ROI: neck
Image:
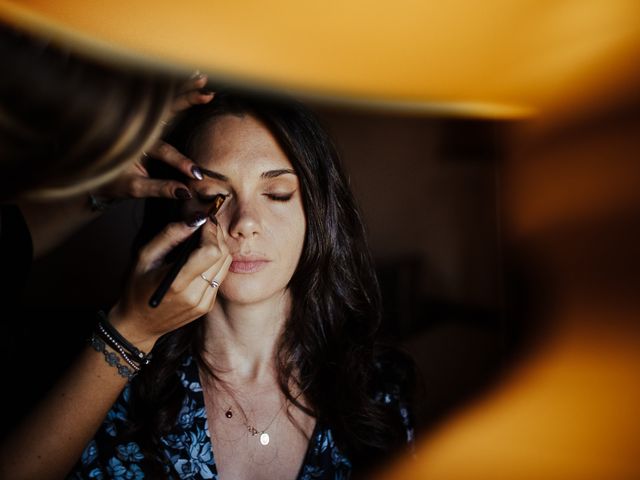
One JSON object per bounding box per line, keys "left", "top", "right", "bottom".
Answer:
{"left": 203, "top": 291, "right": 291, "bottom": 385}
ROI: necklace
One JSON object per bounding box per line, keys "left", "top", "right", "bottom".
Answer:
{"left": 223, "top": 399, "right": 288, "bottom": 446}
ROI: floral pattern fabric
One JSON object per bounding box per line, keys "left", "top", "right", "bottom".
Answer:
{"left": 68, "top": 355, "right": 412, "bottom": 479}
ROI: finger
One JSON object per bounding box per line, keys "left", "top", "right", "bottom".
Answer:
{"left": 147, "top": 140, "right": 204, "bottom": 181}
{"left": 171, "top": 87, "right": 215, "bottom": 114}
{"left": 200, "top": 222, "right": 232, "bottom": 306}
{"left": 195, "top": 251, "right": 229, "bottom": 297}
{"left": 215, "top": 213, "right": 228, "bottom": 244}
{"left": 172, "top": 73, "right": 214, "bottom": 113}
{"left": 137, "top": 216, "right": 207, "bottom": 273}
{"left": 178, "top": 72, "right": 208, "bottom": 95}
{"left": 169, "top": 251, "right": 229, "bottom": 324}
{"left": 177, "top": 221, "right": 231, "bottom": 317}
{"left": 204, "top": 217, "right": 230, "bottom": 260}
{"left": 178, "top": 220, "right": 227, "bottom": 281}
{"left": 129, "top": 177, "right": 192, "bottom": 200}
{"left": 201, "top": 253, "right": 232, "bottom": 310}
{"left": 171, "top": 224, "right": 227, "bottom": 303}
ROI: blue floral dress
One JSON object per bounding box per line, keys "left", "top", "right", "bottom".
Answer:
{"left": 68, "top": 355, "right": 413, "bottom": 479}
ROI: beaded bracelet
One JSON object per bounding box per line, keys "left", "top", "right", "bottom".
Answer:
{"left": 96, "top": 322, "right": 141, "bottom": 372}
{"left": 88, "top": 334, "right": 137, "bottom": 380}
{"left": 96, "top": 310, "right": 152, "bottom": 367}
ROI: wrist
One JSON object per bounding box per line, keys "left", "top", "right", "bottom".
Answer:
{"left": 106, "top": 306, "right": 158, "bottom": 354}
{"left": 88, "top": 309, "right": 155, "bottom": 382}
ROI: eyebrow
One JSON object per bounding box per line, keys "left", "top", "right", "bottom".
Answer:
{"left": 261, "top": 168, "right": 296, "bottom": 179}
{"left": 200, "top": 169, "right": 229, "bottom": 182}
{"left": 200, "top": 168, "right": 296, "bottom": 181}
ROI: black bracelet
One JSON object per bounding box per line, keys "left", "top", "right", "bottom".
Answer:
{"left": 96, "top": 323, "right": 141, "bottom": 372}
{"left": 96, "top": 311, "right": 152, "bottom": 366}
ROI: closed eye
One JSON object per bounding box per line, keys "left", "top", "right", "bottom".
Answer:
{"left": 265, "top": 192, "right": 294, "bottom": 202}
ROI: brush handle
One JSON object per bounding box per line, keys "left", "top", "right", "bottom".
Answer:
{"left": 148, "top": 194, "right": 226, "bottom": 308}
{"left": 148, "top": 228, "right": 202, "bottom": 308}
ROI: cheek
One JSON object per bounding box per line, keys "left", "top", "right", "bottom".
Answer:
{"left": 280, "top": 210, "right": 306, "bottom": 262}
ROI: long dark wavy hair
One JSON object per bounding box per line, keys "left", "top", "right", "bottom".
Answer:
{"left": 126, "top": 91, "right": 415, "bottom": 476}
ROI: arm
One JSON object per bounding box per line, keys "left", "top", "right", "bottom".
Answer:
{"left": 0, "top": 216, "right": 232, "bottom": 480}
{"left": 0, "top": 340, "right": 130, "bottom": 479}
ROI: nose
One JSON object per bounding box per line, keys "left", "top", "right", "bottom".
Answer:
{"left": 227, "top": 198, "right": 261, "bottom": 239}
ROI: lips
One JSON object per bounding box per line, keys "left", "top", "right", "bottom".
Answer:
{"left": 229, "top": 255, "right": 270, "bottom": 274}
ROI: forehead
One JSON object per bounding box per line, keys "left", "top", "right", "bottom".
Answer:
{"left": 192, "top": 114, "right": 292, "bottom": 171}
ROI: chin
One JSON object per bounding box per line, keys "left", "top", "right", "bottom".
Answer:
{"left": 219, "top": 276, "right": 287, "bottom": 306}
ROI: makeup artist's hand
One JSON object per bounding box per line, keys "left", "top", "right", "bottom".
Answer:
{"left": 91, "top": 73, "right": 214, "bottom": 202}
{"left": 107, "top": 214, "right": 231, "bottom": 352}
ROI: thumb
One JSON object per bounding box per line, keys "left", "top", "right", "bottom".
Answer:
{"left": 137, "top": 214, "right": 207, "bottom": 272}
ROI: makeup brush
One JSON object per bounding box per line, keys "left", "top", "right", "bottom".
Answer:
{"left": 148, "top": 194, "right": 226, "bottom": 308}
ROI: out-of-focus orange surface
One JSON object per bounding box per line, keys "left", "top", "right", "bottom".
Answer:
{"left": 378, "top": 35, "right": 640, "bottom": 480}
{"left": 1, "top": 1, "right": 639, "bottom": 118}
{"left": 380, "top": 311, "right": 640, "bottom": 479}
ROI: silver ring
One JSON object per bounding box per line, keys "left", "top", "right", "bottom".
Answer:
{"left": 200, "top": 273, "right": 219, "bottom": 289}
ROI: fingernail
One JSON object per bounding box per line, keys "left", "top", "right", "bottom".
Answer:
{"left": 191, "top": 166, "right": 204, "bottom": 180}
{"left": 198, "top": 87, "right": 214, "bottom": 96}
{"left": 190, "top": 70, "right": 204, "bottom": 80}
{"left": 187, "top": 212, "right": 207, "bottom": 228}
{"left": 175, "top": 188, "right": 192, "bottom": 200}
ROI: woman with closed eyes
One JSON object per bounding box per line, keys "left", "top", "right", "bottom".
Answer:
{"left": 1, "top": 92, "right": 416, "bottom": 480}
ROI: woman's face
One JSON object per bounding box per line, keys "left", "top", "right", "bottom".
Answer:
{"left": 183, "top": 114, "right": 306, "bottom": 306}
